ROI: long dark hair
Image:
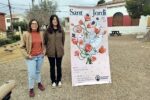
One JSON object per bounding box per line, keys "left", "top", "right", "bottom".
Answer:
{"left": 47, "top": 14, "right": 62, "bottom": 33}
{"left": 28, "top": 19, "right": 40, "bottom": 32}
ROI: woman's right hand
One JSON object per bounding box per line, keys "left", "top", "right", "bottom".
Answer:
{"left": 28, "top": 55, "right": 32, "bottom": 59}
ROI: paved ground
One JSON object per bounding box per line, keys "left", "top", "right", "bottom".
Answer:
{"left": 0, "top": 34, "right": 150, "bottom": 100}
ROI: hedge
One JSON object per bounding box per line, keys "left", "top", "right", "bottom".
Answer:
{"left": 0, "top": 35, "right": 20, "bottom": 46}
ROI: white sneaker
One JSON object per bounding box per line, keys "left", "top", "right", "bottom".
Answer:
{"left": 52, "top": 82, "right": 56, "bottom": 88}
{"left": 58, "top": 81, "right": 62, "bottom": 87}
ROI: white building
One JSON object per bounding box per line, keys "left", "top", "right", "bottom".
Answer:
{"left": 104, "top": 0, "right": 150, "bottom": 35}
{"left": 5, "top": 14, "right": 27, "bottom": 30}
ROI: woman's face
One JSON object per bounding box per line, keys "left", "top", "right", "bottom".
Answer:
{"left": 52, "top": 17, "right": 58, "bottom": 26}
{"left": 31, "top": 20, "right": 38, "bottom": 31}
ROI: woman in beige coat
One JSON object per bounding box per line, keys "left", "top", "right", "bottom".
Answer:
{"left": 21, "top": 19, "right": 45, "bottom": 97}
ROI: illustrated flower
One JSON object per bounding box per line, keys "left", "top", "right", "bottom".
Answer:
{"left": 74, "top": 25, "right": 82, "bottom": 33}
{"left": 72, "top": 38, "right": 78, "bottom": 45}
{"left": 87, "top": 23, "right": 92, "bottom": 28}
{"left": 71, "top": 23, "right": 74, "bottom": 26}
{"left": 94, "top": 27, "right": 100, "bottom": 34}
{"left": 91, "top": 56, "right": 96, "bottom": 62}
{"left": 74, "top": 50, "right": 80, "bottom": 56}
{"left": 84, "top": 14, "right": 91, "bottom": 21}
{"left": 96, "top": 17, "right": 99, "bottom": 20}
{"left": 72, "top": 15, "right": 106, "bottom": 64}
{"left": 79, "top": 39, "right": 83, "bottom": 45}
{"left": 91, "top": 21, "right": 97, "bottom": 28}
{"left": 79, "top": 20, "right": 83, "bottom": 25}
{"left": 99, "top": 46, "right": 106, "bottom": 54}
{"left": 85, "top": 43, "right": 92, "bottom": 52}
{"left": 91, "top": 21, "right": 96, "bottom": 25}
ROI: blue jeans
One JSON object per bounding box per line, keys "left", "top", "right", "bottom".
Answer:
{"left": 26, "top": 54, "right": 44, "bottom": 89}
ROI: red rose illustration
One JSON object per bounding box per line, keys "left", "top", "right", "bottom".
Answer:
{"left": 74, "top": 25, "right": 82, "bottom": 33}
{"left": 87, "top": 23, "right": 92, "bottom": 28}
{"left": 85, "top": 43, "right": 92, "bottom": 52}
{"left": 84, "top": 14, "right": 91, "bottom": 21}
{"left": 79, "top": 20, "right": 83, "bottom": 25}
{"left": 99, "top": 46, "right": 106, "bottom": 53}
{"left": 91, "top": 56, "right": 96, "bottom": 62}
{"left": 79, "top": 40, "right": 83, "bottom": 45}
{"left": 72, "top": 38, "right": 78, "bottom": 45}
{"left": 74, "top": 50, "right": 80, "bottom": 56}
{"left": 94, "top": 28, "right": 100, "bottom": 34}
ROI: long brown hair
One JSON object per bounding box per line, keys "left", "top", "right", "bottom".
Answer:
{"left": 47, "top": 14, "right": 62, "bottom": 33}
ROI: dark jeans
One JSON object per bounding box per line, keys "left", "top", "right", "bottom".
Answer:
{"left": 48, "top": 57, "right": 62, "bottom": 83}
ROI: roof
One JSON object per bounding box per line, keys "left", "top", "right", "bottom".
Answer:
{"left": 98, "top": 0, "right": 125, "bottom": 6}
{"left": 6, "top": 14, "right": 25, "bottom": 18}
{"left": 113, "top": 0, "right": 125, "bottom": 2}
{"left": 0, "top": 12, "right": 6, "bottom": 15}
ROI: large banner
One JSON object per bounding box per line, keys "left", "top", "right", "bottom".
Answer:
{"left": 70, "top": 6, "right": 111, "bottom": 86}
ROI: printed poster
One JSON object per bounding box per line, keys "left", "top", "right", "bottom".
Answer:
{"left": 70, "top": 6, "right": 111, "bottom": 86}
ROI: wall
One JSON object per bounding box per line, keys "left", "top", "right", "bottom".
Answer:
{"left": 108, "top": 26, "right": 147, "bottom": 35}
{"left": 107, "top": 3, "right": 128, "bottom": 17}
{"left": 107, "top": 2, "right": 149, "bottom": 34}
{"left": 0, "top": 14, "right": 6, "bottom": 32}
{"left": 108, "top": 16, "right": 149, "bottom": 35}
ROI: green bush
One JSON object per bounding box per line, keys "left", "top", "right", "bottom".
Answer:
{"left": 0, "top": 39, "right": 13, "bottom": 46}
{"left": 9, "top": 35, "right": 20, "bottom": 41}
{"left": 6, "top": 31, "right": 15, "bottom": 38}
{"left": 0, "top": 35, "right": 20, "bottom": 46}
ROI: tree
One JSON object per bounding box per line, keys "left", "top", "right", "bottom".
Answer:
{"left": 126, "top": 0, "right": 150, "bottom": 41}
{"left": 126, "top": 0, "right": 150, "bottom": 18}
{"left": 126, "top": 0, "right": 144, "bottom": 18}
{"left": 12, "top": 21, "right": 27, "bottom": 32}
{"left": 97, "top": 0, "right": 105, "bottom": 5}
{"left": 26, "top": 1, "right": 57, "bottom": 26}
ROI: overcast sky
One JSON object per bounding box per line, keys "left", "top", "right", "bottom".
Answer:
{"left": 0, "top": 0, "right": 112, "bottom": 17}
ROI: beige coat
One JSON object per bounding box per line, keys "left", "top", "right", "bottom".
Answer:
{"left": 44, "top": 30, "right": 65, "bottom": 57}
{"left": 20, "top": 31, "right": 46, "bottom": 59}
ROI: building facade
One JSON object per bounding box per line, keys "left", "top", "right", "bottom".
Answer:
{"left": 104, "top": 0, "right": 150, "bottom": 34}
{"left": 5, "top": 14, "right": 26, "bottom": 30}
{"left": 0, "top": 12, "right": 6, "bottom": 32}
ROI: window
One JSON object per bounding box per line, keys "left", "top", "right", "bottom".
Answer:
{"left": 7, "top": 19, "right": 10, "bottom": 23}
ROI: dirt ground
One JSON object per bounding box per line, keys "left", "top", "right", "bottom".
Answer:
{"left": 0, "top": 34, "right": 150, "bottom": 100}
